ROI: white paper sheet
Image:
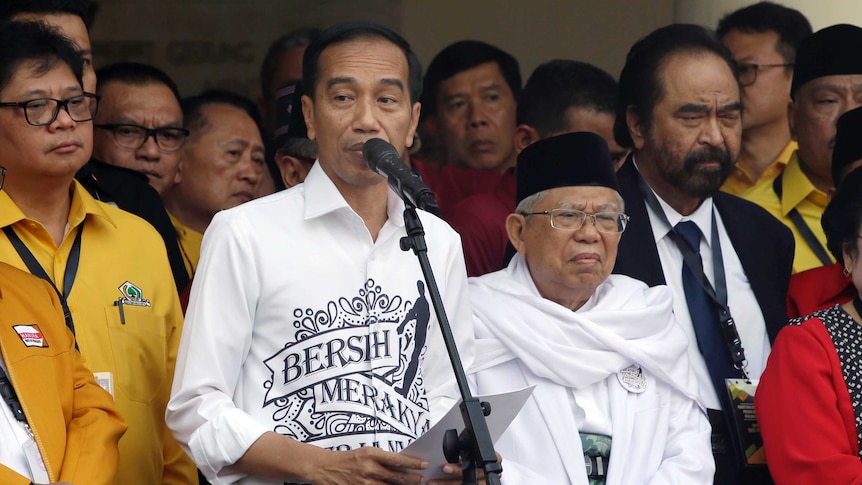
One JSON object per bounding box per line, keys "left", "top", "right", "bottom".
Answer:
{"left": 400, "top": 386, "right": 534, "bottom": 480}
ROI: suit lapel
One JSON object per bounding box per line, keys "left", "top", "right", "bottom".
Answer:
{"left": 614, "top": 157, "right": 666, "bottom": 287}
{"left": 713, "top": 194, "right": 786, "bottom": 342}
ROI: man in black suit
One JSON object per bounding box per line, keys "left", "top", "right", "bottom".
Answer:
{"left": 611, "top": 24, "right": 793, "bottom": 485}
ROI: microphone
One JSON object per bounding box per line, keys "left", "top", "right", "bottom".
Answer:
{"left": 363, "top": 138, "right": 440, "bottom": 215}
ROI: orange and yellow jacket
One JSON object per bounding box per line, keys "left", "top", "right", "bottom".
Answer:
{"left": 0, "top": 262, "right": 126, "bottom": 485}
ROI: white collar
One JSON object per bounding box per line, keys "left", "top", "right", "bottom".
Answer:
{"left": 302, "top": 161, "right": 407, "bottom": 227}
{"left": 632, "top": 156, "right": 715, "bottom": 248}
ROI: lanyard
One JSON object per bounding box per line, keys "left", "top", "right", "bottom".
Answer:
{"left": 637, "top": 177, "right": 748, "bottom": 376}
{"left": 772, "top": 173, "right": 833, "bottom": 266}
{"left": 2, "top": 225, "right": 82, "bottom": 344}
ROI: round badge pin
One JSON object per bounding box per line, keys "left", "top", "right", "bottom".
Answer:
{"left": 617, "top": 365, "right": 647, "bottom": 393}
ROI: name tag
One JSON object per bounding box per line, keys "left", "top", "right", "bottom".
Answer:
{"left": 725, "top": 378, "right": 766, "bottom": 466}
{"left": 94, "top": 371, "right": 115, "bottom": 398}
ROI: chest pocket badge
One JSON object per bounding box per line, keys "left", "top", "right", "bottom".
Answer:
{"left": 115, "top": 281, "right": 152, "bottom": 324}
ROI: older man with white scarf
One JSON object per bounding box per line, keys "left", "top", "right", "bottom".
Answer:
{"left": 468, "top": 132, "right": 714, "bottom": 484}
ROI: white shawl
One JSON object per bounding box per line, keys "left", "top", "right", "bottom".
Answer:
{"left": 469, "top": 253, "right": 699, "bottom": 402}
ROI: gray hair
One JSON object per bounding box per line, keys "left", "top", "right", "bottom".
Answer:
{"left": 515, "top": 190, "right": 547, "bottom": 215}
{"left": 514, "top": 189, "right": 625, "bottom": 215}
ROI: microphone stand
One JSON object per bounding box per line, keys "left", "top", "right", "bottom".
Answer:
{"left": 399, "top": 203, "right": 502, "bottom": 485}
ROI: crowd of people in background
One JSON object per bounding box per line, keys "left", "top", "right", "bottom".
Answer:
{"left": 0, "top": 0, "right": 861, "bottom": 484}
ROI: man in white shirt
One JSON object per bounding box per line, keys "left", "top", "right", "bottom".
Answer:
{"left": 166, "top": 22, "right": 475, "bottom": 485}
{"left": 611, "top": 24, "right": 794, "bottom": 485}
{"left": 469, "top": 131, "right": 713, "bottom": 484}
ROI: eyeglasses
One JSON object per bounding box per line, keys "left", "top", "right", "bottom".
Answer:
{"left": 0, "top": 93, "right": 99, "bottom": 126}
{"left": 521, "top": 208, "right": 630, "bottom": 233}
{"left": 94, "top": 123, "right": 190, "bottom": 152}
{"left": 736, "top": 62, "right": 793, "bottom": 87}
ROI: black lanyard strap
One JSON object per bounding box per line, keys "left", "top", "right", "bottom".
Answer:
{"left": 772, "top": 173, "right": 832, "bottom": 266}
{"left": 637, "top": 176, "right": 748, "bottom": 374}
{"left": 0, "top": 364, "right": 26, "bottom": 425}
{"left": 3, "top": 225, "right": 82, "bottom": 342}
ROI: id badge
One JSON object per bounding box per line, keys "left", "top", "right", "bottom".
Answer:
{"left": 94, "top": 371, "right": 115, "bottom": 398}
{"left": 22, "top": 436, "right": 49, "bottom": 483}
{"left": 725, "top": 378, "right": 767, "bottom": 466}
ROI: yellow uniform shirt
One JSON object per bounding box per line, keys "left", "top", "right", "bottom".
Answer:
{"left": 168, "top": 212, "right": 202, "bottom": 279}
{"left": 721, "top": 140, "right": 796, "bottom": 196}
{"left": 0, "top": 182, "right": 197, "bottom": 485}
{"left": 741, "top": 151, "right": 832, "bottom": 273}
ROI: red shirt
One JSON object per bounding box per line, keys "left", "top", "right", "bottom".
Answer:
{"left": 787, "top": 263, "right": 855, "bottom": 318}
{"left": 412, "top": 158, "right": 513, "bottom": 218}
{"left": 445, "top": 174, "right": 517, "bottom": 277}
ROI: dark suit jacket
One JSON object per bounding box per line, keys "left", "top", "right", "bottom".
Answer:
{"left": 612, "top": 156, "right": 794, "bottom": 343}
{"left": 76, "top": 160, "right": 190, "bottom": 293}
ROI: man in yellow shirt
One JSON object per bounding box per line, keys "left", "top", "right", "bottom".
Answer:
{"left": 716, "top": 2, "right": 812, "bottom": 195}
{"left": 743, "top": 24, "right": 862, "bottom": 273}
{"left": 0, "top": 17, "right": 195, "bottom": 485}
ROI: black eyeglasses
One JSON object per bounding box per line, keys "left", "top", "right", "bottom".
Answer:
{"left": 94, "top": 123, "right": 190, "bottom": 152}
{"left": 736, "top": 63, "right": 793, "bottom": 87}
{"left": 521, "top": 208, "right": 630, "bottom": 233}
{"left": 0, "top": 93, "right": 99, "bottom": 126}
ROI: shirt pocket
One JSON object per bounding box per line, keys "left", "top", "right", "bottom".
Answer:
{"left": 104, "top": 302, "right": 167, "bottom": 403}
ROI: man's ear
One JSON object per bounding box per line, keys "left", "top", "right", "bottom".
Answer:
{"left": 514, "top": 124, "right": 540, "bottom": 154}
{"left": 301, "top": 94, "right": 316, "bottom": 140}
{"left": 275, "top": 149, "right": 312, "bottom": 188}
{"left": 505, "top": 213, "right": 528, "bottom": 254}
{"left": 173, "top": 153, "right": 185, "bottom": 185}
{"left": 626, "top": 106, "right": 646, "bottom": 150}
{"left": 406, "top": 102, "right": 421, "bottom": 149}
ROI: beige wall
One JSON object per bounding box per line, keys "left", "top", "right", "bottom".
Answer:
{"left": 674, "top": 0, "right": 862, "bottom": 31}
{"left": 88, "top": 0, "right": 674, "bottom": 101}
{"left": 89, "top": 0, "right": 402, "bottom": 99}
{"left": 404, "top": 0, "right": 674, "bottom": 85}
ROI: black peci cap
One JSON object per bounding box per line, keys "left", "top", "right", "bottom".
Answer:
{"left": 791, "top": 24, "right": 862, "bottom": 99}
{"left": 516, "top": 131, "right": 619, "bottom": 203}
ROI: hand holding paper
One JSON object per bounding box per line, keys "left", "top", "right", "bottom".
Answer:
{"left": 399, "top": 386, "right": 534, "bottom": 481}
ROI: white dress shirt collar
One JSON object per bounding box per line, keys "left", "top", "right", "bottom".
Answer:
{"left": 632, "top": 157, "right": 715, "bottom": 249}
{"left": 303, "top": 161, "right": 407, "bottom": 228}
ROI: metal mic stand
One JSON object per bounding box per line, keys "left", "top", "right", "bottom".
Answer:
{"left": 399, "top": 203, "right": 502, "bottom": 485}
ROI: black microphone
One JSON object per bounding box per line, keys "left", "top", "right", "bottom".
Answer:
{"left": 363, "top": 138, "right": 440, "bottom": 215}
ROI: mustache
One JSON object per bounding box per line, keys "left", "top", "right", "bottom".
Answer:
{"left": 683, "top": 146, "right": 732, "bottom": 170}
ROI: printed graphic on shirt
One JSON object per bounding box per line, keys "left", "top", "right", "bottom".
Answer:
{"left": 263, "top": 279, "right": 432, "bottom": 451}
{"left": 13, "top": 324, "right": 49, "bottom": 348}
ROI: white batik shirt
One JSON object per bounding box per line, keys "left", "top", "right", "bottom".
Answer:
{"left": 167, "top": 163, "right": 474, "bottom": 484}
